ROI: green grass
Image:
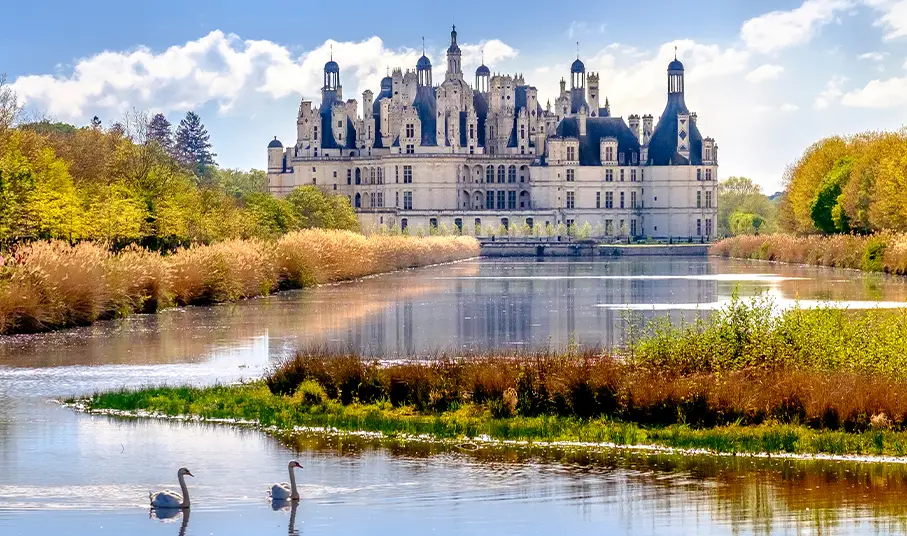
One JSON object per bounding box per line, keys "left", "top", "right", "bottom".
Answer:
{"left": 75, "top": 383, "right": 907, "bottom": 457}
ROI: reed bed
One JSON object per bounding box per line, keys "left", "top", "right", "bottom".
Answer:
{"left": 0, "top": 230, "right": 479, "bottom": 334}
{"left": 711, "top": 232, "right": 907, "bottom": 273}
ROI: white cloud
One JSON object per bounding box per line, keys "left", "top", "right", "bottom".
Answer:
{"left": 863, "top": 0, "right": 907, "bottom": 39}
{"left": 814, "top": 75, "right": 848, "bottom": 108}
{"left": 841, "top": 75, "right": 907, "bottom": 107}
{"left": 858, "top": 51, "right": 887, "bottom": 61}
{"left": 781, "top": 103, "right": 800, "bottom": 111}
{"left": 12, "top": 30, "right": 517, "bottom": 121}
{"left": 740, "top": 0, "right": 854, "bottom": 54}
{"left": 746, "top": 64, "right": 784, "bottom": 82}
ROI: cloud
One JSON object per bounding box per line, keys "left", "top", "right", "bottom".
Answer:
{"left": 781, "top": 103, "right": 800, "bottom": 111}
{"left": 841, "top": 75, "right": 907, "bottom": 107}
{"left": 863, "top": 0, "right": 907, "bottom": 39}
{"left": 12, "top": 30, "right": 517, "bottom": 121}
{"left": 746, "top": 64, "right": 785, "bottom": 82}
{"left": 858, "top": 51, "right": 887, "bottom": 61}
{"left": 567, "top": 21, "right": 588, "bottom": 40}
{"left": 740, "top": 0, "right": 854, "bottom": 54}
{"left": 814, "top": 75, "right": 848, "bottom": 108}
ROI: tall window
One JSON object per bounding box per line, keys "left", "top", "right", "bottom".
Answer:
{"left": 631, "top": 219, "right": 637, "bottom": 236}
{"left": 406, "top": 123, "right": 414, "bottom": 137}
{"left": 486, "top": 165, "right": 494, "bottom": 183}
{"left": 605, "top": 146, "right": 613, "bottom": 162}
{"left": 596, "top": 191, "right": 601, "bottom": 208}
{"left": 486, "top": 191, "right": 495, "bottom": 209}
{"left": 507, "top": 191, "right": 516, "bottom": 209}
{"left": 620, "top": 169, "right": 625, "bottom": 182}
{"left": 697, "top": 218, "right": 702, "bottom": 236}
{"left": 631, "top": 169, "right": 637, "bottom": 182}
{"left": 697, "top": 191, "right": 702, "bottom": 208}
{"left": 454, "top": 218, "right": 463, "bottom": 232}
{"left": 697, "top": 169, "right": 702, "bottom": 181}
{"left": 567, "top": 146, "right": 576, "bottom": 161}
{"left": 566, "top": 169, "right": 575, "bottom": 182}
{"left": 508, "top": 165, "right": 516, "bottom": 183}
{"left": 401, "top": 218, "right": 408, "bottom": 231}
{"left": 641, "top": 169, "right": 645, "bottom": 181}
{"left": 605, "top": 192, "right": 614, "bottom": 209}
{"left": 377, "top": 192, "right": 384, "bottom": 208}
{"left": 498, "top": 165, "right": 506, "bottom": 184}
{"left": 370, "top": 192, "right": 375, "bottom": 207}
{"left": 705, "top": 147, "right": 712, "bottom": 161}
{"left": 403, "top": 191, "right": 413, "bottom": 210}
{"left": 631, "top": 191, "right": 637, "bottom": 209}
{"left": 566, "top": 191, "right": 575, "bottom": 209}
{"left": 395, "top": 166, "right": 399, "bottom": 183}
{"left": 469, "top": 124, "right": 475, "bottom": 139}
{"left": 377, "top": 168, "right": 383, "bottom": 184}
{"left": 620, "top": 192, "right": 625, "bottom": 209}
{"left": 706, "top": 218, "right": 713, "bottom": 236}
{"left": 403, "top": 165, "right": 413, "bottom": 184}
{"left": 370, "top": 168, "right": 376, "bottom": 184}
{"left": 346, "top": 169, "right": 352, "bottom": 185}
{"left": 605, "top": 219, "right": 613, "bottom": 235}
{"left": 705, "top": 169, "right": 713, "bottom": 181}
{"left": 619, "top": 152, "right": 626, "bottom": 165}
{"left": 706, "top": 191, "right": 712, "bottom": 208}
{"left": 520, "top": 125, "right": 526, "bottom": 139}
{"left": 497, "top": 190, "right": 506, "bottom": 209}
{"left": 395, "top": 191, "right": 399, "bottom": 207}
{"left": 605, "top": 169, "right": 613, "bottom": 182}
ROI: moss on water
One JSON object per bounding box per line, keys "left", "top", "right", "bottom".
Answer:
{"left": 75, "top": 383, "right": 907, "bottom": 458}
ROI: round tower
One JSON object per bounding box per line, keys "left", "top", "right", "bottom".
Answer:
{"left": 446, "top": 25, "right": 462, "bottom": 76}
{"left": 267, "top": 137, "right": 283, "bottom": 172}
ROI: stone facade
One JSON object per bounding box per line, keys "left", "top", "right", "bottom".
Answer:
{"left": 267, "top": 27, "right": 718, "bottom": 239}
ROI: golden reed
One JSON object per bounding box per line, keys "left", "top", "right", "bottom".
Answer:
{"left": 0, "top": 230, "right": 479, "bottom": 334}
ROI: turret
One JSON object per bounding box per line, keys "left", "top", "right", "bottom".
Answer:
{"left": 628, "top": 114, "right": 640, "bottom": 144}
{"left": 446, "top": 25, "right": 462, "bottom": 78}
{"left": 587, "top": 72, "right": 600, "bottom": 117}
{"left": 267, "top": 137, "right": 284, "bottom": 172}
{"left": 642, "top": 114, "right": 654, "bottom": 145}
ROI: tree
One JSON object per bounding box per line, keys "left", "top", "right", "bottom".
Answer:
{"left": 809, "top": 157, "right": 852, "bottom": 234}
{"left": 216, "top": 168, "right": 268, "bottom": 198}
{"left": 90, "top": 116, "right": 102, "bottom": 130}
{"left": 174, "top": 111, "right": 217, "bottom": 179}
{"left": 285, "top": 186, "right": 359, "bottom": 231}
{"left": 0, "top": 74, "right": 22, "bottom": 135}
{"left": 729, "top": 211, "right": 765, "bottom": 235}
{"left": 717, "top": 176, "right": 776, "bottom": 236}
{"left": 146, "top": 113, "right": 175, "bottom": 157}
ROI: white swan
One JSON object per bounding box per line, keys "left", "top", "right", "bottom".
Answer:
{"left": 150, "top": 467, "right": 193, "bottom": 509}
{"left": 269, "top": 460, "right": 303, "bottom": 501}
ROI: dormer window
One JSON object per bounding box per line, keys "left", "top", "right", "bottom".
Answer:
{"left": 567, "top": 146, "right": 575, "bottom": 161}
{"left": 406, "top": 124, "right": 414, "bottom": 138}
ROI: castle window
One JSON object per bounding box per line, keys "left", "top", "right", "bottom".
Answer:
{"left": 355, "top": 168, "right": 361, "bottom": 185}
{"left": 396, "top": 191, "right": 399, "bottom": 207}
{"left": 526, "top": 217, "right": 534, "bottom": 228}
{"left": 631, "top": 219, "right": 637, "bottom": 236}
{"left": 605, "top": 169, "right": 613, "bottom": 182}
{"left": 508, "top": 165, "right": 516, "bottom": 183}
{"left": 596, "top": 191, "right": 601, "bottom": 208}
{"left": 475, "top": 218, "right": 482, "bottom": 231}
{"left": 706, "top": 218, "right": 713, "bottom": 236}
{"left": 403, "top": 165, "right": 413, "bottom": 184}
{"left": 619, "top": 152, "right": 625, "bottom": 165}
{"left": 333, "top": 171, "right": 337, "bottom": 178}
{"left": 498, "top": 165, "right": 506, "bottom": 184}
{"left": 697, "top": 191, "right": 702, "bottom": 208}
{"left": 706, "top": 169, "right": 713, "bottom": 181}
{"left": 631, "top": 169, "right": 637, "bottom": 182}
{"left": 566, "top": 191, "right": 575, "bottom": 209}
{"left": 454, "top": 218, "right": 463, "bottom": 233}
{"left": 508, "top": 191, "right": 516, "bottom": 209}
{"left": 520, "top": 125, "right": 525, "bottom": 139}
{"left": 620, "top": 169, "right": 625, "bottom": 182}
{"left": 403, "top": 191, "right": 413, "bottom": 210}
{"left": 469, "top": 124, "right": 475, "bottom": 139}
{"left": 705, "top": 147, "right": 712, "bottom": 161}
{"left": 370, "top": 192, "right": 375, "bottom": 207}
{"left": 631, "top": 192, "right": 637, "bottom": 209}
{"left": 347, "top": 169, "right": 352, "bottom": 185}
{"left": 566, "top": 169, "right": 575, "bottom": 182}
{"left": 497, "top": 190, "right": 506, "bottom": 209}
{"left": 355, "top": 193, "right": 361, "bottom": 208}
{"left": 706, "top": 191, "right": 713, "bottom": 209}
{"left": 605, "top": 146, "right": 613, "bottom": 162}
{"left": 429, "top": 218, "right": 438, "bottom": 229}
{"left": 620, "top": 192, "right": 625, "bottom": 209}
{"left": 406, "top": 124, "right": 414, "bottom": 138}
{"left": 406, "top": 144, "right": 415, "bottom": 154}
{"left": 641, "top": 169, "right": 645, "bottom": 181}
{"left": 314, "top": 127, "right": 318, "bottom": 140}
{"left": 605, "top": 192, "right": 613, "bottom": 209}
{"left": 632, "top": 153, "right": 638, "bottom": 165}
{"left": 567, "top": 146, "right": 576, "bottom": 161}
{"left": 370, "top": 168, "right": 376, "bottom": 184}
{"left": 486, "top": 166, "right": 494, "bottom": 183}
{"left": 486, "top": 191, "right": 495, "bottom": 209}
{"left": 697, "top": 219, "right": 702, "bottom": 236}
{"left": 377, "top": 192, "right": 384, "bottom": 208}
{"left": 378, "top": 168, "right": 383, "bottom": 184}
{"left": 606, "top": 219, "right": 613, "bottom": 235}
{"left": 401, "top": 218, "right": 408, "bottom": 231}
{"left": 697, "top": 169, "right": 702, "bottom": 181}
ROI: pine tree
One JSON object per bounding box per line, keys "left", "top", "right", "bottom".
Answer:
{"left": 90, "top": 116, "right": 102, "bottom": 130}
{"left": 146, "top": 113, "right": 174, "bottom": 157}
{"left": 175, "top": 111, "right": 217, "bottom": 178}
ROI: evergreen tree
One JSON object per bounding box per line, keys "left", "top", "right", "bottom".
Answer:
{"left": 174, "top": 111, "right": 217, "bottom": 178}
{"left": 90, "top": 116, "right": 102, "bottom": 130}
{"left": 146, "top": 113, "right": 174, "bottom": 156}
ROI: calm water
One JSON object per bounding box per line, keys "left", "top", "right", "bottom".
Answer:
{"left": 2, "top": 256, "right": 907, "bottom": 535}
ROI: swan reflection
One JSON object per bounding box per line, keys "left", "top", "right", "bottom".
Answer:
{"left": 270, "top": 499, "right": 300, "bottom": 535}
{"left": 150, "top": 507, "right": 190, "bottom": 536}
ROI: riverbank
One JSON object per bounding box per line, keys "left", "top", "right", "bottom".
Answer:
{"left": 0, "top": 231, "right": 478, "bottom": 335}
{"left": 711, "top": 233, "right": 907, "bottom": 274}
{"left": 480, "top": 240, "right": 709, "bottom": 257}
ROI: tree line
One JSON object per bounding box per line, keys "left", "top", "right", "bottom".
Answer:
{"left": 0, "top": 77, "right": 357, "bottom": 248}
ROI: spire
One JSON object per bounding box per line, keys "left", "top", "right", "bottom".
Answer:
{"left": 330, "top": 44, "right": 333, "bottom": 61}
{"left": 576, "top": 41, "right": 580, "bottom": 59}
{"left": 674, "top": 45, "right": 677, "bottom": 60}
{"left": 422, "top": 36, "right": 425, "bottom": 56}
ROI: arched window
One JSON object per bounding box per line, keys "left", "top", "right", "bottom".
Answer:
{"left": 508, "top": 165, "right": 516, "bottom": 183}
{"left": 354, "top": 193, "right": 361, "bottom": 208}
{"left": 497, "top": 165, "right": 505, "bottom": 183}
{"left": 355, "top": 168, "right": 361, "bottom": 185}
{"left": 486, "top": 166, "right": 494, "bottom": 183}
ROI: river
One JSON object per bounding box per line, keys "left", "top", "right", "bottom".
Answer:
{"left": 2, "top": 256, "right": 907, "bottom": 535}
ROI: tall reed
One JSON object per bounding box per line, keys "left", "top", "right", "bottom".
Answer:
{"left": 711, "top": 232, "right": 907, "bottom": 274}
{"left": 0, "top": 230, "right": 479, "bottom": 334}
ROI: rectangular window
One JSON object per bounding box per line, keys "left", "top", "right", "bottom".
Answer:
{"left": 641, "top": 169, "right": 644, "bottom": 181}
{"left": 631, "top": 153, "right": 638, "bottom": 165}
{"left": 486, "top": 191, "right": 495, "bottom": 209}
{"left": 395, "top": 191, "right": 399, "bottom": 207}
{"left": 697, "top": 169, "right": 702, "bottom": 181}
{"left": 605, "top": 147, "right": 613, "bottom": 162}
{"left": 469, "top": 124, "right": 475, "bottom": 139}
{"left": 620, "top": 192, "right": 625, "bottom": 209}
{"left": 508, "top": 166, "right": 516, "bottom": 183}
{"left": 605, "top": 219, "right": 613, "bottom": 235}
{"left": 347, "top": 169, "right": 352, "bottom": 185}
{"left": 697, "top": 191, "right": 702, "bottom": 208}
{"left": 497, "top": 190, "right": 506, "bottom": 210}
{"left": 395, "top": 166, "right": 399, "bottom": 183}
{"left": 566, "top": 169, "right": 575, "bottom": 182}
{"left": 520, "top": 125, "right": 526, "bottom": 139}
{"left": 706, "top": 218, "right": 713, "bottom": 236}
{"left": 606, "top": 192, "right": 613, "bottom": 209}
{"left": 605, "top": 169, "right": 613, "bottom": 182}
{"left": 405, "top": 144, "right": 415, "bottom": 154}
{"left": 406, "top": 124, "right": 414, "bottom": 138}
{"left": 619, "top": 152, "right": 625, "bottom": 165}
{"left": 705, "top": 147, "right": 712, "bottom": 161}
{"left": 567, "top": 146, "right": 575, "bottom": 161}
{"left": 403, "top": 191, "right": 413, "bottom": 210}
{"left": 631, "top": 169, "right": 637, "bottom": 182}
{"left": 333, "top": 170, "right": 337, "bottom": 178}
{"left": 619, "top": 219, "right": 625, "bottom": 235}
{"left": 403, "top": 165, "right": 413, "bottom": 184}
{"left": 697, "top": 218, "right": 702, "bottom": 236}
{"left": 631, "top": 219, "right": 637, "bottom": 236}
{"left": 377, "top": 192, "right": 384, "bottom": 208}
{"left": 706, "top": 191, "right": 712, "bottom": 208}
{"left": 631, "top": 191, "right": 637, "bottom": 209}
{"left": 596, "top": 191, "right": 601, "bottom": 209}
{"left": 507, "top": 190, "right": 516, "bottom": 209}
{"left": 620, "top": 169, "right": 625, "bottom": 182}
{"left": 377, "top": 168, "right": 383, "bottom": 184}
{"left": 566, "top": 191, "right": 575, "bottom": 209}
{"left": 706, "top": 169, "right": 713, "bottom": 181}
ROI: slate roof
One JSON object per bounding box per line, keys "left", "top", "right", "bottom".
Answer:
{"left": 413, "top": 86, "right": 437, "bottom": 146}
{"left": 268, "top": 137, "right": 283, "bottom": 148}
{"left": 646, "top": 91, "right": 703, "bottom": 165}
{"left": 555, "top": 117, "right": 641, "bottom": 166}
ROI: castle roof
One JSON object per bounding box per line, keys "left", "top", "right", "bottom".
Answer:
{"left": 668, "top": 58, "right": 684, "bottom": 72}
{"left": 555, "top": 116, "right": 641, "bottom": 166}
{"left": 646, "top": 90, "right": 703, "bottom": 165}
{"left": 324, "top": 60, "right": 339, "bottom": 73}
{"left": 571, "top": 58, "right": 585, "bottom": 73}
{"left": 268, "top": 137, "right": 283, "bottom": 148}
{"left": 476, "top": 64, "right": 490, "bottom": 76}
{"left": 417, "top": 55, "right": 432, "bottom": 70}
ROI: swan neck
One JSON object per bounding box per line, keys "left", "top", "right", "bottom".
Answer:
{"left": 178, "top": 473, "right": 190, "bottom": 508}
{"left": 289, "top": 466, "right": 299, "bottom": 500}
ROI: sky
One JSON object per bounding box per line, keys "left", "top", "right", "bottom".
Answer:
{"left": 3, "top": 0, "right": 907, "bottom": 193}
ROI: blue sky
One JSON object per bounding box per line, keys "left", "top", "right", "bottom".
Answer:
{"left": 4, "top": 0, "right": 907, "bottom": 192}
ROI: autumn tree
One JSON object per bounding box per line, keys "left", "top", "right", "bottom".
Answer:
{"left": 717, "top": 176, "right": 776, "bottom": 236}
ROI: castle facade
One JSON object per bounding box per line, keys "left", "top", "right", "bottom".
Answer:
{"left": 267, "top": 27, "right": 718, "bottom": 238}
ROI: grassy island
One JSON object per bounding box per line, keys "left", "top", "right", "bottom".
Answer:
{"left": 77, "top": 298, "right": 907, "bottom": 457}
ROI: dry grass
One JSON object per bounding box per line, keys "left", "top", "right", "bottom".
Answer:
{"left": 711, "top": 232, "right": 907, "bottom": 273}
{"left": 0, "top": 230, "right": 479, "bottom": 334}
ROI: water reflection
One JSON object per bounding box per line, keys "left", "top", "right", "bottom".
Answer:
{"left": 150, "top": 507, "right": 190, "bottom": 536}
